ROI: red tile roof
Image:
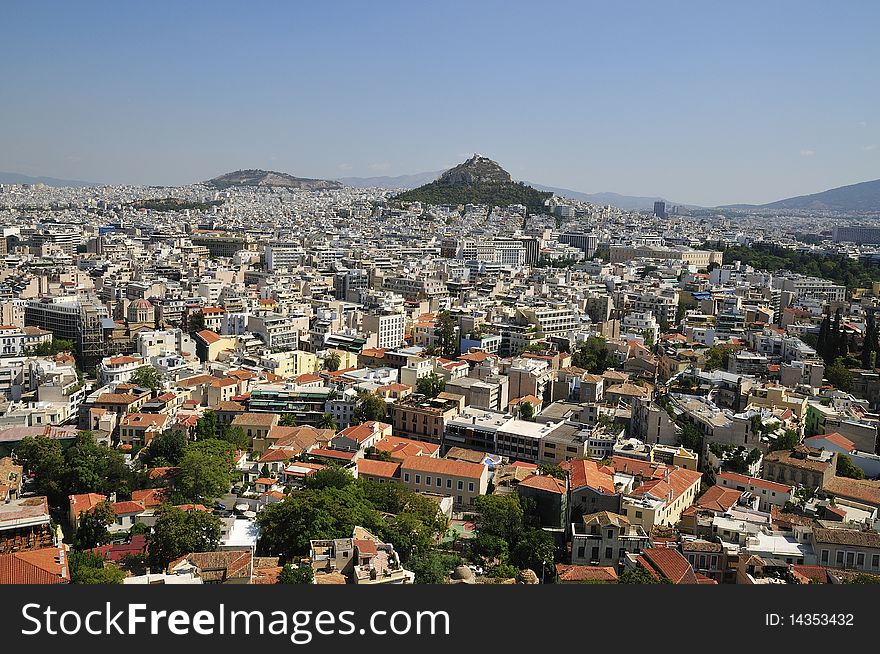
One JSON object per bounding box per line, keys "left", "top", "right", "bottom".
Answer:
{"left": 0, "top": 547, "right": 68, "bottom": 584}
{"left": 357, "top": 459, "right": 402, "bottom": 479}
{"left": 518, "top": 473, "right": 566, "bottom": 494}
{"left": 639, "top": 547, "right": 698, "bottom": 584}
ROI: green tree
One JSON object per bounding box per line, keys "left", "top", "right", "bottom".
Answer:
{"left": 678, "top": 422, "right": 702, "bottom": 451}
{"left": 704, "top": 343, "right": 740, "bottom": 371}
{"left": 188, "top": 312, "right": 206, "bottom": 334}
{"left": 770, "top": 429, "right": 801, "bottom": 451}
{"left": 316, "top": 413, "right": 338, "bottom": 430}
{"left": 407, "top": 551, "right": 462, "bottom": 584}
{"left": 25, "top": 338, "right": 75, "bottom": 356}
{"left": 619, "top": 566, "right": 667, "bottom": 584}
{"left": 416, "top": 372, "right": 446, "bottom": 398}
{"left": 148, "top": 505, "right": 223, "bottom": 568}
{"left": 175, "top": 439, "right": 235, "bottom": 503}
{"left": 304, "top": 466, "right": 355, "bottom": 490}
{"left": 837, "top": 454, "right": 865, "bottom": 480}
{"left": 537, "top": 463, "right": 567, "bottom": 479}
{"left": 324, "top": 352, "right": 341, "bottom": 372}
{"left": 380, "top": 512, "right": 435, "bottom": 563}
{"left": 64, "top": 431, "right": 131, "bottom": 497}
{"left": 219, "top": 425, "right": 249, "bottom": 450}
{"left": 194, "top": 410, "right": 221, "bottom": 441}
{"left": 570, "top": 336, "right": 610, "bottom": 374}
{"left": 473, "top": 494, "right": 524, "bottom": 545}
{"left": 435, "top": 311, "right": 459, "bottom": 357}
{"left": 13, "top": 436, "right": 66, "bottom": 503}
{"left": 73, "top": 501, "right": 116, "bottom": 550}
{"left": 510, "top": 529, "right": 555, "bottom": 574}
{"left": 129, "top": 366, "right": 160, "bottom": 390}
{"left": 826, "top": 357, "right": 855, "bottom": 392}
{"left": 256, "top": 486, "right": 381, "bottom": 559}
{"left": 69, "top": 551, "right": 126, "bottom": 584}
{"left": 142, "top": 429, "right": 187, "bottom": 467}
{"left": 518, "top": 401, "right": 536, "bottom": 421}
{"left": 278, "top": 563, "right": 314, "bottom": 584}
{"left": 352, "top": 392, "right": 387, "bottom": 424}
{"left": 279, "top": 414, "right": 298, "bottom": 427}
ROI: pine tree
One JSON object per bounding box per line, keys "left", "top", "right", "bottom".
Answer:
{"left": 817, "top": 312, "right": 830, "bottom": 363}
{"left": 861, "top": 311, "right": 874, "bottom": 369}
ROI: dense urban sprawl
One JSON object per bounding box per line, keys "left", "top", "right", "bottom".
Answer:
{"left": 2, "top": 168, "right": 880, "bottom": 586}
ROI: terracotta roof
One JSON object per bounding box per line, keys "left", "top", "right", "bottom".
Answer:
{"left": 823, "top": 477, "right": 880, "bottom": 507}
{"left": 518, "top": 473, "right": 566, "bottom": 494}
{"left": 309, "top": 448, "right": 356, "bottom": 461}
{"left": 231, "top": 412, "right": 280, "bottom": 427}
{"left": 804, "top": 432, "right": 856, "bottom": 452}
{"left": 0, "top": 547, "right": 68, "bottom": 584}
{"left": 695, "top": 485, "right": 742, "bottom": 512}
{"left": 639, "top": 547, "right": 698, "bottom": 584}
{"left": 373, "top": 435, "right": 440, "bottom": 459}
{"left": 400, "top": 455, "right": 486, "bottom": 479}
{"left": 132, "top": 487, "right": 169, "bottom": 507}
{"left": 168, "top": 550, "right": 252, "bottom": 581}
{"left": 96, "top": 392, "right": 140, "bottom": 405}
{"left": 336, "top": 421, "right": 389, "bottom": 444}
{"left": 563, "top": 459, "right": 616, "bottom": 495}
{"left": 813, "top": 527, "right": 880, "bottom": 548}
{"left": 555, "top": 564, "right": 618, "bottom": 583}
{"left": 112, "top": 500, "right": 146, "bottom": 516}
{"left": 195, "top": 329, "right": 222, "bottom": 344}
{"left": 357, "top": 459, "right": 401, "bottom": 479}
{"left": 69, "top": 493, "right": 107, "bottom": 518}
{"left": 258, "top": 448, "right": 297, "bottom": 463}
{"left": 716, "top": 471, "right": 792, "bottom": 494}
{"left": 582, "top": 511, "right": 631, "bottom": 529}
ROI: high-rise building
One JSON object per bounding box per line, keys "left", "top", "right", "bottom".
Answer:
{"left": 653, "top": 201, "right": 667, "bottom": 218}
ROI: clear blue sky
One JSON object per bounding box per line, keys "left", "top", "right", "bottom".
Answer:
{"left": 1, "top": 0, "right": 878, "bottom": 206}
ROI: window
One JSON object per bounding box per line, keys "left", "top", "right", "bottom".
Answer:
{"left": 425, "top": 476, "right": 431, "bottom": 486}
{"left": 577, "top": 546, "right": 585, "bottom": 559}
{"left": 635, "top": 511, "right": 643, "bottom": 519}
{"left": 857, "top": 553, "right": 865, "bottom": 567}
{"left": 604, "top": 547, "right": 612, "bottom": 559}
{"left": 468, "top": 482, "right": 475, "bottom": 492}
{"left": 415, "top": 475, "right": 421, "bottom": 484}
{"left": 836, "top": 551, "right": 845, "bottom": 566}
{"left": 872, "top": 554, "right": 879, "bottom": 569}
{"left": 446, "top": 479, "right": 452, "bottom": 489}
{"left": 457, "top": 480, "right": 463, "bottom": 490}
{"left": 403, "top": 473, "right": 410, "bottom": 482}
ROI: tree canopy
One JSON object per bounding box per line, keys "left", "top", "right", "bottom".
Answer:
{"left": 570, "top": 336, "right": 610, "bottom": 374}
{"left": 416, "top": 372, "right": 446, "bottom": 398}
{"left": 148, "top": 506, "right": 223, "bottom": 568}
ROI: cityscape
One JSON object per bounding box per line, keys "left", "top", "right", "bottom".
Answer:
{"left": 2, "top": 2, "right": 880, "bottom": 592}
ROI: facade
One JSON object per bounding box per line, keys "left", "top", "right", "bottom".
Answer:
{"left": 399, "top": 455, "right": 488, "bottom": 507}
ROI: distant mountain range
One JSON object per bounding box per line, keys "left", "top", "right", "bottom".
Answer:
{"left": 392, "top": 155, "right": 553, "bottom": 213}
{"left": 721, "top": 178, "right": 880, "bottom": 211}
{"left": 339, "top": 171, "right": 443, "bottom": 189}
{"left": 0, "top": 171, "right": 95, "bottom": 187}
{"left": 204, "top": 169, "right": 342, "bottom": 190}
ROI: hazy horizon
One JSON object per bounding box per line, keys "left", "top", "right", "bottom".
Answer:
{"left": 2, "top": 0, "right": 878, "bottom": 206}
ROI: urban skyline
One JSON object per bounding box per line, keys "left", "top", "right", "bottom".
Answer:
{"left": 1, "top": 0, "right": 879, "bottom": 206}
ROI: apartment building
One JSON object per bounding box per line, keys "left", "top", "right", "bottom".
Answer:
{"left": 399, "top": 455, "right": 489, "bottom": 507}
{"left": 392, "top": 393, "right": 463, "bottom": 444}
